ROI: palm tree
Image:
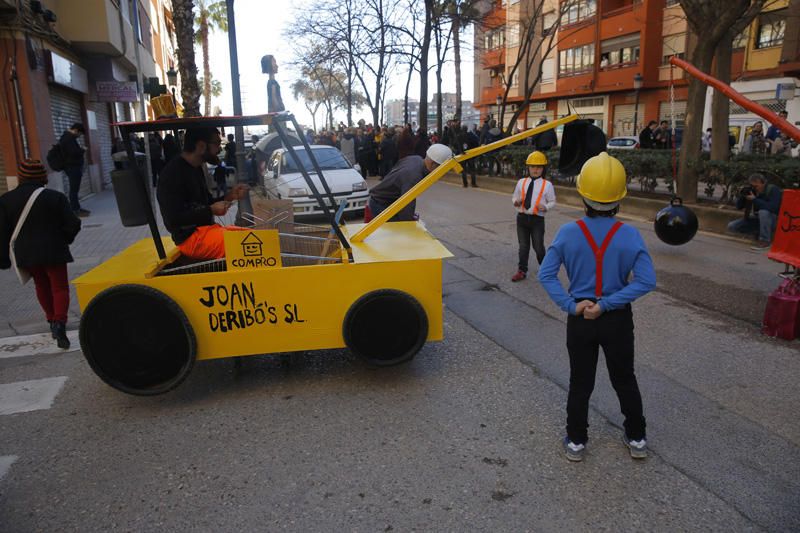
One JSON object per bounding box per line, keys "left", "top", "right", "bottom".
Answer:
{"left": 171, "top": 0, "right": 201, "bottom": 116}
{"left": 194, "top": 0, "right": 228, "bottom": 116}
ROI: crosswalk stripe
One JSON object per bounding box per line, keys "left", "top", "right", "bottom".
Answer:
{"left": 0, "top": 456, "right": 17, "bottom": 482}
{"left": 0, "top": 377, "right": 68, "bottom": 415}
{"left": 0, "top": 331, "right": 80, "bottom": 359}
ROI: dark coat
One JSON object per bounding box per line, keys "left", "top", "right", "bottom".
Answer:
{"left": 638, "top": 127, "right": 655, "bottom": 149}
{"left": 0, "top": 181, "right": 81, "bottom": 269}
{"left": 59, "top": 131, "right": 85, "bottom": 167}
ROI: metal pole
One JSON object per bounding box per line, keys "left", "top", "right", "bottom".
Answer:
{"left": 131, "top": 0, "right": 154, "bottom": 190}
{"left": 226, "top": 0, "right": 247, "bottom": 181}
{"left": 633, "top": 89, "right": 640, "bottom": 136}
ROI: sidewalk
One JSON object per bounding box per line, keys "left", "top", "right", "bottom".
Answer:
{"left": 0, "top": 190, "right": 153, "bottom": 338}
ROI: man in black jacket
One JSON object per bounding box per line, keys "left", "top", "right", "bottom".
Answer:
{"left": 156, "top": 127, "right": 248, "bottom": 260}
{"left": 0, "top": 159, "right": 81, "bottom": 348}
{"left": 59, "top": 122, "right": 89, "bottom": 217}
{"left": 638, "top": 121, "right": 657, "bottom": 149}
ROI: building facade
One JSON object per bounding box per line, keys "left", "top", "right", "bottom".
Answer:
{"left": 473, "top": 0, "right": 800, "bottom": 147}
{"left": 0, "top": 0, "right": 178, "bottom": 196}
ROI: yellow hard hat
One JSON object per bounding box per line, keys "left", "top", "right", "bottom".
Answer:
{"left": 525, "top": 151, "right": 548, "bottom": 166}
{"left": 576, "top": 152, "right": 627, "bottom": 205}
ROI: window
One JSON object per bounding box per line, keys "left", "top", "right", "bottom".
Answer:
{"left": 559, "top": 44, "right": 594, "bottom": 77}
{"left": 600, "top": 33, "right": 640, "bottom": 69}
{"left": 661, "top": 33, "right": 685, "bottom": 64}
{"left": 541, "top": 57, "right": 555, "bottom": 82}
{"left": 511, "top": 70, "right": 519, "bottom": 88}
{"left": 563, "top": 0, "right": 596, "bottom": 26}
{"left": 506, "top": 24, "right": 520, "bottom": 47}
{"left": 733, "top": 28, "right": 749, "bottom": 50}
{"left": 756, "top": 10, "right": 785, "bottom": 49}
{"left": 484, "top": 26, "right": 506, "bottom": 50}
{"left": 543, "top": 11, "right": 557, "bottom": 35}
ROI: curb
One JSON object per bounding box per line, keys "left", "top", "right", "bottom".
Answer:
{"left": 441, "top": 172, "right": 743, "bottom": 236}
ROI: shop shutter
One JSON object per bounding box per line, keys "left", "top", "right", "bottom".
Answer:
{"left": 659, "top": 100, "right": 687, "bottom": 128}
{"left": 613, "top": 104, "right": 636, "bottom": 136}
{"left": 90, "top": 101, "right": 114, "bottom": 188}
{"left": 50, "top": 85, "right": 90, "bottom": 198}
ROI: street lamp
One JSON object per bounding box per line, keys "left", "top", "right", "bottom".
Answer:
{"left": 632, "top": 72, "right": 643, "bottom": 135}
{"left": 496, "top": 94, "right": 502, "bottom": 125}
{"left": 166, "top": 65, "right": 178, "bottom": 106}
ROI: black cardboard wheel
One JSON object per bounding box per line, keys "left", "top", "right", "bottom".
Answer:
{"left": 343, "top": 289, "right": 428, "bottom": 367}
{"left": 79, "top": 285, "right": 196, "bottom": 395}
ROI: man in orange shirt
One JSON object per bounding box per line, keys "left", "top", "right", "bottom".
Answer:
{"left": 156, "top": 127, "right": 248, "bottom": 260}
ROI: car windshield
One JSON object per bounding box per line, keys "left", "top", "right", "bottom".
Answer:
{"left": 282, "top": 147, "right": 351, "bottom": 173}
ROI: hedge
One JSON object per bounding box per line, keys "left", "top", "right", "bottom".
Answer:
{"left": 480, "top": 146, "right": 799, "bottom": 204}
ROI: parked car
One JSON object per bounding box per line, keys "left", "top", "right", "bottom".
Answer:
{"left": 262, "top": 145, "right": 369, "bottom": 218}
{"left": 607, "top": 136, "right": 640, "bottom": 150}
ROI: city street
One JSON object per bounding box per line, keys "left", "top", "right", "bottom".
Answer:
{"left": 1, "top": 182, "right": 798, "bottom": 531}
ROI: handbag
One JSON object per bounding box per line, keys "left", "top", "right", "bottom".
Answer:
{"left": 762, "top": 277, "right": 800, "bottom": 340}
{"left": 9, "top": 187, "right": 44, "bottom": 285}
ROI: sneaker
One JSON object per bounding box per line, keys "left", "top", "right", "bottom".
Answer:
{"left": 563, "top": 437, "right": 585, "bottom": 462}
{"left": 622, "top": 434, "right": 648, "bottom": 459}
{"left": 53, "top": 322, "right": 70, "bottom": 350}
{"left": 750, "top": 241, "right": 771, "bottom": 251}
{"left": 511, "top": 270, "right": 527, "bottom": 282}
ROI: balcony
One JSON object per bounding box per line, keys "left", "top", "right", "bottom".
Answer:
{"left": 480, "top": 85, "right": 505, "bottom": 105}
{"left": 53, "top": 0, "right": 155, "bottom": 76}
{"left": 481, "top": 48, "right": 505, "bottom": 69}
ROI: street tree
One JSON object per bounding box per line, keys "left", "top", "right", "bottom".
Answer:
{"left": 444, "top": 0, "right": 482, "bottom": 124}
{"left": 290, "top": 79, "right": 325, "bottom": 132}
{"left": 494, "top": 0, "right": 575, "bottom": 133}
{"left": 431, "top": 1, "right": 453, "bottom": 135}
{"left": 194, "top": 0, "right": 228, "bottom": 116}
{"left": 677, "top": 0, "right": 767, "bottom": 203}
{"left": 171, "top": 0, "right": 201, "bottom": 116}
{"left": 419, "top": 0, "right": 434, "bottom": 133}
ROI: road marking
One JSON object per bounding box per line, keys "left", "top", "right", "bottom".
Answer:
{"left": 0, "top": 331, "right": 80, "bottom": 359}
{"left": 0, "top": 377, "right": 68, "bottom": 415}
{"left": 0, "top": 456, "right": 17, "bottom": 482}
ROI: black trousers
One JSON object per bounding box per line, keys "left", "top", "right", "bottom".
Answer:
{"left": 461, "top": 159, "right": 476, "bottom": 186}
{"left": 64, "top": 165, "right": 83, "bottom": 211}
{"left": 565, "top": 305, "right": 646, "bottom": 445}
{"left": 516, "top": 213, "right": 545, "bottom": 272}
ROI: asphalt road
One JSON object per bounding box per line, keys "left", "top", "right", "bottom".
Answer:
{"left": 1, "top": 182, "right": 797, "bottom": 531}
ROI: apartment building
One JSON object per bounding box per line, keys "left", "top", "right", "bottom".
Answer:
{"left": 473, "top": 0, "right": 800, "bottom": 147}
{"left": 385, "top": 94, "right": 482, "bottom": 130}
{"left": 0, "top": 0, "right": 178, "bottom": 195}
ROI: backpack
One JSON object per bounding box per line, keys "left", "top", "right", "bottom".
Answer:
{"left": 46, "top": 143, "right": 65, "bottom": 171}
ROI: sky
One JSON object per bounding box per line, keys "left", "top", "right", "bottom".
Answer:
{"left": 205, "top": 0, "right": 474, "bottom": 130}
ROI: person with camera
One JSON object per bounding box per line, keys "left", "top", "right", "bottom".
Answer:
{"left": 727, "top": 173, "right": 783, "bottom": 251}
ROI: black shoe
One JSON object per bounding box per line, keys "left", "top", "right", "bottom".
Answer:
{"left": 48, "top": 321, "right": 57, "bottom": 339}
{"left": 73, "top": 208, "right": 90, "bottom": 218}
{"left": 53, "top": 322, "right": 70, "bottom": 350}
{"left": 471, "top": 182, "right": 478, "bottom": 188}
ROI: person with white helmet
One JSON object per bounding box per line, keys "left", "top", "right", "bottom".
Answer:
{"left": 511, "top": 150, "right": 556, "bottom": 282}
{"left": 538, "top": 152, "right": 656, "bottom": 463}
{"left": 365, "top": 143, "right": 453, "bottom": 222}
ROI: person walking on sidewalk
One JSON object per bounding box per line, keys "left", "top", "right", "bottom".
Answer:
{"left": 538, "top": 152, "right": 656, "bottom": 462}
{"left": 59, "top": 123, "right": 90, "bottom": 217}
{"left": 510, "top": 151, "right": 556, "bottom": 282}
{"left": 0, "top": 160, "right": 82, "bottom": 349}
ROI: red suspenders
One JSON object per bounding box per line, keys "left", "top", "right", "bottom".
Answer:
{"left": 575, "top": 220, "right": 624, "bottom": 298}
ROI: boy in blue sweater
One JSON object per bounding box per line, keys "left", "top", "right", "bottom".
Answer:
{"left": 538, "top": 153, "right": 656, "bottom": 462}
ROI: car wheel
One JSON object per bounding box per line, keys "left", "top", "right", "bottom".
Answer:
{"left": 343, "top": 289, "right": 428, "bottom": 367}
{"left": 79, "top": 285, "right": 197, "bottom": 395}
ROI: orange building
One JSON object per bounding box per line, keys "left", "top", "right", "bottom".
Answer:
{"left": 0, "top": 0, "right": 178, "bottom": 196}
{"left": 473, "top": 0, "right": 799, "bottom": 147}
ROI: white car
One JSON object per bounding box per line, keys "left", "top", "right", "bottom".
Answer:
{"left": 606, "top": 136, "right": 640, "bottom": 150}
{"left": 262, "top": 145, "right": 369, "bottom": 218}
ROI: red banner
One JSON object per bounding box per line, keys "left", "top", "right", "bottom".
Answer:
{"left": 768, "top": 190, "right": 800, "bottom": 268}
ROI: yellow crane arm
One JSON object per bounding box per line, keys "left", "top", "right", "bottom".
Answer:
{"left": 349, "top": 114, "right": 579, "bottom": 243}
